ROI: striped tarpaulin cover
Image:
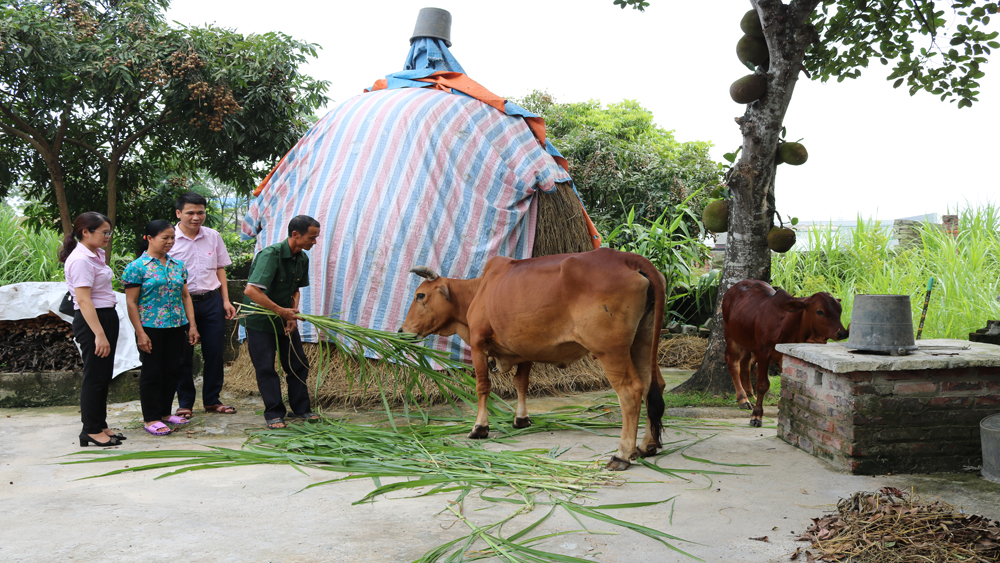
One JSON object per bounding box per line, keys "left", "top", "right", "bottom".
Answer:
{"left": 242, "top": 87, "right": 571, "bottom": 362}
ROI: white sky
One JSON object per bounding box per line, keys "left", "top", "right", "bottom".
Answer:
{"left": 166, "top": 0, "right": 1000, "bottom": 223}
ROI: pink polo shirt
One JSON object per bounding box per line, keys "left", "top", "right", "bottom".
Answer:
{"left": 64, "top": 244, "right": 117, "bottom": 309}
{"left": 170, "top": 225, "right": 232, "bottom": 295}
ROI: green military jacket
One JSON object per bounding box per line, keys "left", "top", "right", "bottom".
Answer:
{"left": 241, "top": 240, "right": 310, "bottom": 333}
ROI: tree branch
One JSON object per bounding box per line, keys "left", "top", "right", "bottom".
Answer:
{"left": 62, "top": 138, "right": 110, "bottom": 166}
{"left": 912, "top": 0, "right": 935, "bottom": 38}
{"left": 0, "top": 101, "right": 45, "bottom": 143}
{"left": 110, "top": 113, "right": 183, "bottom": 161}
{"left": 0, "top": 122, "right": 48, "bottom": 155}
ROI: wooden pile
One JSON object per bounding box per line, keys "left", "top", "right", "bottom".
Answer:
{"left": 0, "top": 313, "right": 83, "bottom": 373}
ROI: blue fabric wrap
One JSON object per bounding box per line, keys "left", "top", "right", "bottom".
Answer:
{"left": 403, "top": 38, "right": 465, "bottom": 73}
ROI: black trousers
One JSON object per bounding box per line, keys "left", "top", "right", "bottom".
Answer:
{"left": 245, "top": 327, "right": 311, "bottom": 420}
{"left": 139, "top": 325, "right": 187, "bottom": 422}
{"left": 72, "top": 308, "right": 120, "bottom": 435}
{"left": 177, "top": 290, "right": 226, "bottom": 408}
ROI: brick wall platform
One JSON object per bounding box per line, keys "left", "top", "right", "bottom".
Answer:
{"left": 775, "top": 339, "right": 1000, "bottom": 475}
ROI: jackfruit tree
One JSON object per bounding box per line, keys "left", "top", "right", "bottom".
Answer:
{"left": 615, "top": 0, "right": 998, "bottom": 393}
{"left": 0, "top": 0, "right": 328, "bottom": 250}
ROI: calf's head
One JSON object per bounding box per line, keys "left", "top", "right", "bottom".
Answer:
{"left": 400, "top": 266, "right": 458, "bottom": 338}
{"left": 781, "top": 292, "right": 849, "bottom": 342}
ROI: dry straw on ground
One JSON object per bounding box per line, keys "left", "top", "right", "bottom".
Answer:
{"left": 223, "top": 341, "right": 610, "bottom": 407}
{"left": 797, "top": 487, "right": 1000, "bottom": 562}
{"left": 658, "top": 335, "right": 708, "bottom": 369}
{"left": 223, "top": 335, "right": 709, "bottom": 407}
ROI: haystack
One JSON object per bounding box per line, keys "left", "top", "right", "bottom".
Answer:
{"left": 225, "top": 180, "right": 609, "bottom": 405}
{"left": 225, "top": 26, "right": 615, "bottom": 405}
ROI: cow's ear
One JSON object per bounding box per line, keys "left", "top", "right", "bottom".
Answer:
{"left": 780, "top": 300, "right": 809, "bottom": 312}
{"left": 437, "top": 283, "right": 451, "bottom": 302}
{"left": 836, "top": 298, "right": 842, "bottom": 303}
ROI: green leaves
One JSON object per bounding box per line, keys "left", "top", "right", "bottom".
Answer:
{"left": 510, "top": 91, "right": 721, "bottom": 231}
{"left": 1, "top": 0, "right": 329, "bottom": 236}
{"left": 0, "top": 205, "right": 64, "bottom": 285}
{"left": 807, "top": 0, "right": 997, "bottom": 107}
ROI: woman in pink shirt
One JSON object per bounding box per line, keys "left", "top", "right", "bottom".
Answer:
{"left": 59, "top": 212, "right": 124, "bottom": 447}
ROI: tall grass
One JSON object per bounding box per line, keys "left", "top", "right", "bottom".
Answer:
{"left": 0, "top": 206, "right": 64, "bottom": 285}
{"left": 772, "top": 203, "right": 1000, "bottom": 339}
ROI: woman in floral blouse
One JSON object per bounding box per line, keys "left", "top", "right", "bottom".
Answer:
{"left": 123, "top": 220, "right": 200, "bottom": 436}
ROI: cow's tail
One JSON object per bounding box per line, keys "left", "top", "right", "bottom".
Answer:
{"left": 639, "top": 263, "right": 666, "bottom": 441}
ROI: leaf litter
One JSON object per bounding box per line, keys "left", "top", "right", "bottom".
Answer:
{"left": 797, "top": 487, "right": 1000, "bottom": 562}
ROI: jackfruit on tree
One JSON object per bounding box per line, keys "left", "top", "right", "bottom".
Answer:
{"left": 702, "top": 200, "right": 729, "bottom": 233}
{"left": 768, "top": 226, "right": 796, "bottom": 253}
{"left": 777, "top": 142, "right": 808, "bottom": 165}
{"left": 741, "top": 9, "right": 764, "bottom": 37}
{"left": 737, "top": 35, "right": 768, "bottom": 67}
{"left": 730, "top": 74, "right": 767, "bottom": 104}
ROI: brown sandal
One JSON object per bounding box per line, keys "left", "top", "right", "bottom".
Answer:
{"left": 175, "top": 408, "right": 193, "bottom": 419}
{"left": 204, "top": 404, "right": 236, "bottom": 414}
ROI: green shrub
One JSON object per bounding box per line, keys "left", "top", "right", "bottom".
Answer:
{"left": 771, "top": 204, "right": 1000, "bottom": 339}
{"left": 602, "top": 191, "right": 711, "bottom": 323}
{"left": 0, "top": 206, "right": 63, "bottom": 285}
{"left": 222, "top": 231, "right": 255, "bottom": 279}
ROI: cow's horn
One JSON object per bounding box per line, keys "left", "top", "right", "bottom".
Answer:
{"left": 410, "top": 266, "right": 439, "bottom": 281}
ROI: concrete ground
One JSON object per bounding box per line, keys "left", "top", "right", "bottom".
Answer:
{"left": 2, "top": 381, "right": 999, "bottom": 563}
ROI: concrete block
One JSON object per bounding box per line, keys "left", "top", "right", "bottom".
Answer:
{"left": 0, "top": 369, "right": 140, "bottom": 408}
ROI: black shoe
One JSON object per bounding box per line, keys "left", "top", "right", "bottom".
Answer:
{"left": 79, "top": 433, "right": 121, "bottom": 447}
{"left": 105, "top": 429, "right": 127, "bottom": 440}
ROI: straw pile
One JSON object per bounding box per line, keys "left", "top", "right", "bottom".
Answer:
{"left": 532, "top": 181, "right": 596, "bottom": 257}
{"left": 224, "top": 181, "right": 611, "bottom": 406}
{"left": 221, "top": 185, "right": 712, "bottom": 406}
{"left": 225, "top": 334, "right": 708, "bottom": 406}
{"left": 657, "top": 335, "right": 708, "bottom": 369}
{"left": 797, "top": 487, "right": 1000, "bottom": 562}
{"left": 224, "top": 341, "right": 610, "bottom": 407}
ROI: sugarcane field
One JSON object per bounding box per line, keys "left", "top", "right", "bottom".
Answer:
{"left": 2, "top": 1, "right": 1000, "bottom": 562}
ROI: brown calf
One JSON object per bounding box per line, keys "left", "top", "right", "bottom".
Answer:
{"left": 722, "top": 279, "right": 848, "bottom": 427}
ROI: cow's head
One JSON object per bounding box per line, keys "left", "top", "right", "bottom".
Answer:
{"left": 400, "top": 266, "right": 461, "bottom": 339}
{"left": 780, "top": 292, "right": 849, "bottom": 342}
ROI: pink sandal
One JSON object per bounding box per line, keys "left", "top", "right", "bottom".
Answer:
{"left": 163, "top": 415, "right": 189, "bottom": 425}
{"left": 144, "top": 421, "right": 172, "bottom": 436}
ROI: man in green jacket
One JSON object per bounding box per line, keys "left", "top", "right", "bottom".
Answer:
{"left": 242, "top": 215, "right": 320, "bottom": 429}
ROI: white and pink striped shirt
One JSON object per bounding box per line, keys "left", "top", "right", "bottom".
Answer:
{"left": 171, "top": 225, "right": 232, "bottom": 295}
{"left": 64, "top": 244, "right": 117, "bottom": 309}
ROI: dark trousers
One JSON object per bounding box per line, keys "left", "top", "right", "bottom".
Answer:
{"left": 177, "top": 290, "right": 225, "bottom": 408}
{"left": 139, "top": 325, "right": 187, "bottom": 422}
{"left": 73, "top": 308, "right": 120, "bottom": 435}
{"left": 245, "top": 327, "right": 311, "bottom": 420}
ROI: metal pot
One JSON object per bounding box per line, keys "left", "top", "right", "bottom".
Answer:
{"left": 847, "top": 294, "right": 918, "bottom": 355}
{"left": 982, "top": 413, "right": 1000, "bottom": 484}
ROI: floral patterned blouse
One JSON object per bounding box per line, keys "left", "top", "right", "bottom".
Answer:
{"left": 122, "top": 253, "right": 189, "bottom": 328}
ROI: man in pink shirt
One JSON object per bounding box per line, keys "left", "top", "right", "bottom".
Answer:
{"left": 170, "top": 192, "right": 238, "bottom": 417}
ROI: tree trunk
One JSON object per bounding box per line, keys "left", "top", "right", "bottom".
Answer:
{"left": 52, "top": 169, "right": 71, "bottom": 236}
{"left": 676, "top": 0, "right": 819, "bottom": 395}
{"left": 105, "top": 160, "right": 119, "bottom": 265}
{"left": 39, "top": 147, "right": 72, "bottom": 235}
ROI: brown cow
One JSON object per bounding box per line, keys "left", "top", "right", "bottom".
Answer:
{"left": 400, "top": 248, "right": 667, "bottom": 471}
{"left": 722, "top": 279, "right": 848, "bottom": 427}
